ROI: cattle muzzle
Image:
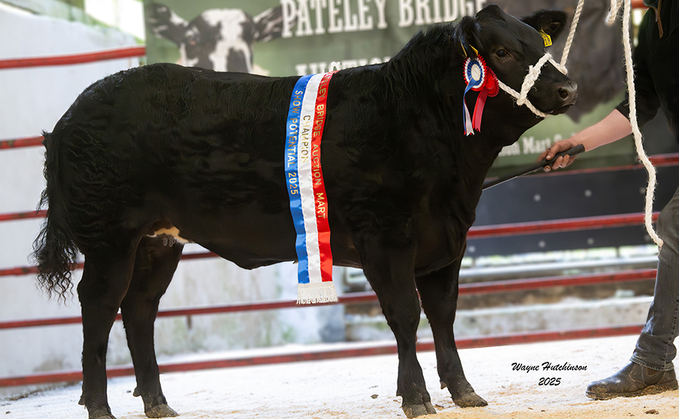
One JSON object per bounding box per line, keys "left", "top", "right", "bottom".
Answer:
{"left": 550, "top": 79, "right": 578, "bottom": 115}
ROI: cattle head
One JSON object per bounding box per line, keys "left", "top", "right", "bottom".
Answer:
{"left": 147, "top": 3, "right": 289, "bottom": 73}
{"left": 457, "top": 5, "right": 577, "bottom": 118}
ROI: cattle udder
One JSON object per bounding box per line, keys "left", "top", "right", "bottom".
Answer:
{"left": 33, "top": 5, "right": 576, "bottom": 419}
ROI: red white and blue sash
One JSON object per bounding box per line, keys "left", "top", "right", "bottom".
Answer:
{"left": 285, "top": 72, "right": 338, "bottom": 304}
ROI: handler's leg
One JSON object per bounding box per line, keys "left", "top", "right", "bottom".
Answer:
{"left": 587, "top": 186, "right": 679, "bottom": 399}
{"left": 121, "top": 236, "right": 184, "bottom": 418}
{"left": 416, "top": 260, "right": 487, "bottom": 408}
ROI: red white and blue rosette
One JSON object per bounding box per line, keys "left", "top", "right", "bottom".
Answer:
{"left": 462, "top": 55, "right": 499, "bottom": 135}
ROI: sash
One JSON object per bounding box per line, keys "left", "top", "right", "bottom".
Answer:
{"left": 284, "top": 72, "right": 338, "bottom": 304}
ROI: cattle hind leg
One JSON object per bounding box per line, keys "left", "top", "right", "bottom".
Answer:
{"left": 78, "top": 244, "right": 139, "bottom": 419}
{"left": 415, "top": 260, "right": 487, "bottom": 408}
{"left": 361, "top": 243, "right": 436, "bottom": 418}
{"left": 121, "top": 236, "right": 184, "bottom": 418}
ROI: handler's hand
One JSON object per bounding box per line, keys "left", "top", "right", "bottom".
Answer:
{"left": 539, "top": 138, "right": 582, "bottom": 172}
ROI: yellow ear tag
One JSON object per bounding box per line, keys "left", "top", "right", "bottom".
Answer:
{"left": 540, "top": 30, "right": 552, "bottom": 47}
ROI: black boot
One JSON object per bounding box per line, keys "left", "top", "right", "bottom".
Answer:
{"left": 586, "top": 362, "right": 678, "bottom": 400}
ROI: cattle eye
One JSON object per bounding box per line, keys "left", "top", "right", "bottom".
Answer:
{"left": 496, "top": 49, "right": 508, "bottom": 58}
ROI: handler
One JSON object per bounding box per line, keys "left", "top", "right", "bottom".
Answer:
{"left": 540, "top": 0, "right": 679, "bottom": 399}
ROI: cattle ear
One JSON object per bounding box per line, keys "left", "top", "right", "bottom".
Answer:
{"left": 521, "top": 10, "right": 568, "bottom": 42}
{"left": 455, "top": 16, "right": 481, "bottom": 59}
{"left": 253, "top": 6, "right": 293, "bottom": 43}
{"left": 146, "top": 2, "right": 189, "bottom": 46}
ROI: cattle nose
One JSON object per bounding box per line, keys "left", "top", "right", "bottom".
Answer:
{"left": 557, "top": 80, "right": 577, "bottom": 106}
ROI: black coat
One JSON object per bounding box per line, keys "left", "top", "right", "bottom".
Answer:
{"left": 617, "top": 0, "right": 679, "bottom": 138}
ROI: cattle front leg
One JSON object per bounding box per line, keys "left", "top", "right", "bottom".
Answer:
{"left": 416, "top": 261, "right": 487, "bottom": 408}
{"left": 361, "top": 243, "right": 436, "bottom": 418}
{"left": 78, "top": 247, "right": 137, "bottom": 419}
{"left": 121, "top": 236, "right": 183, "bottom": 418}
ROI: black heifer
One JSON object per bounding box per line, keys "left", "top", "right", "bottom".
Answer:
{"left": 34, "top": 5, "right": 575, "bottom": 419}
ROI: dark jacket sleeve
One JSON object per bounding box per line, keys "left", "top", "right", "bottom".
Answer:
{"left": 615, "top": 10, "right": 661, "bottom": 127}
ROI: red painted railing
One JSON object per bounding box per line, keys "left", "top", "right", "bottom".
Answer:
{"left": 0, "top": 212, "right": 660, "bottom": 279}
{"left": 0, "top": 46, "right": 145, "bottom": 70}
{"left": 0, "top": 268, "right": 656, "bottom": 331}
{"left": 0, "top": 136, "right": 44, "bottom": 149}
{"left": 0, "top": 324, "right": 644, "bottom": 387}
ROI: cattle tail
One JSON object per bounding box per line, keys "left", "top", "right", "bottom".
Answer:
{"left": 33, "top": 131, "right": 79, "bottom": 300}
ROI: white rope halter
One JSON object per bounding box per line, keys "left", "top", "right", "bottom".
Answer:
{"left": 496, "top": 53, "right": 566, "bottom": 119}
{"left": 499, "top": 0, "right": 662, "bottom": 247}
{"left": 495, "top": 0, "right": 581, "bottom": 118}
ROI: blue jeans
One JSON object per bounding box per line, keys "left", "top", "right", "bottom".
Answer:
{"left": 631, "top": 185, "right": 679, "bottom": 371}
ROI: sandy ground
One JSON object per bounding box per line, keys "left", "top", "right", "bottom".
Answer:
{"left": 3, "top": 335, "right": 679, "bottom": 419}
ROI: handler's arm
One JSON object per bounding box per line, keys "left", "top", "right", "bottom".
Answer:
{"left": 539, "top": 109, "right": 632, "bottom": 171}
{"left": 541, "top": 7, "right": 661, "bottom": 172}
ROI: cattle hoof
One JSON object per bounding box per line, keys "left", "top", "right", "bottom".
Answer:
{"left": 145, "top": 404, "right": 178, "bottom": 418}
{"left": 133, "top": 387, "right": 140, "bottom": 397}
{"left": 402, "top": 402, "right": 436, "bottom": 418}
{"left": 87, "top": 409, "right": 116, "bottom": 419}
{"left": 453, "top": 392, "right": 488, "bottom": 408}
{"left": 423, "top": 402, "right": 436, "bottom": 414}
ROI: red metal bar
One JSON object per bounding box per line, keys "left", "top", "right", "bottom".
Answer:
{"left": 0, "top": 253, "right": 218, "bottom": 278}
{"left": 180, "top": 251, "right": 218, "bottom": 261}
{"left": 511, "top": 153, "right": 679, "bottom": 181}
{"left": 459, "top": 268, "right": 657, "bottom": 294}
{"left": 0, "top": 210, "right": 47, "bottom": 222}
{"left": 454, "top": 324, "right": 644, "bottom": 349}
{"left": 0, "top": 292, "right": 379, "bottom": 330}
{"left": 0, "top": 324, "right": 643, "bottom": 387}
{"left": 648, "top": 153, "right": 679, "bottom": 166}
{"left": 0, "top": 262, "right": 83, "bottom": 278}
{"left": 0, "top": 266, "right": 39, "bottom": 277}
{"left": 0, "top": 46, "right": 146, "bottom": 70}
{"left": 0, "top": 210, "right": 658, "bottom": 278}
{"left": 467, "top": 212, "right": 660, "bottom": 239}
{"left": 0, "top": 136, "right": 44, "bottom": 150}
{"left": 1, "top": 270, "right": 655, "bottom": 331}
{"left": 0, "top": 315, "right": 82, "bottom": 330}
{"left": 0, "top": 209, "right": 660, "bottom": 244}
